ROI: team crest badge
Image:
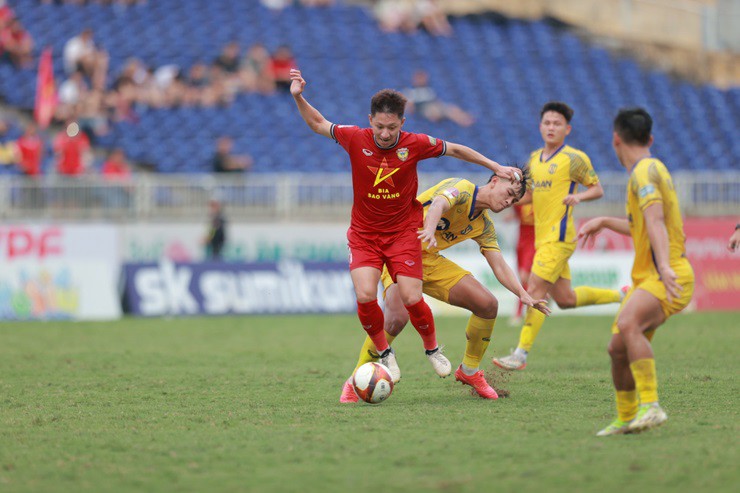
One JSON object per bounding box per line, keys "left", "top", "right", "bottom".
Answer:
{"left": 548, "top": 163, "right": 557, "bottom": 174}
{"left": 396, "top": 148, "right": 409, "bottom": 161}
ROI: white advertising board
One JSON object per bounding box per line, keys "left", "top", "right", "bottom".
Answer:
{"left": 0, "top": 224, "right": 121, "bottom": 320}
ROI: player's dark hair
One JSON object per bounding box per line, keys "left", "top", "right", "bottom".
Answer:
{"left": 371, "top": 89, "right": 407, "bottom": 118}
{"left": 488, "top": 164, "right": 530, "bottom": 199}
{"left": 540, "top": 101, "right": 574, "bottom": 123}
{"left": 614, "top": 107, "right": 652, "bottom": 145}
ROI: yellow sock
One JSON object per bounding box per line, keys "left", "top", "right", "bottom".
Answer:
{"left": 616, "top": 390, "right": 638, "bottom": 422}
{"left": 517, "top": 307, "right": 546, "bottom": 352}
{"left": 462, "top": 315, "right": 496, "bottom": 369}
{"left": 354, "top": 333, "right": 397, "bottom": 371}
{"left": 630, "top": 358, "right": 659, "bottom": 404}
{"left": 574, "top": 286, "right": 621, "bottom": 307}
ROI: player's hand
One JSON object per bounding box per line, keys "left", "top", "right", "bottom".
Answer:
{"left": 495, "top": 164, "right": 520, "bottom": 182}
{"left": 563, "top": 194, "right": 581, "bottom": 206}
{"left": 289, "top": 69, "right": 306, "bottom": 97}
{"left": 577, "top": 218, "right": 603, "bottom": 249}
{"left": 521, "top": 293, "right": 551, "bottom": 315}
{"left": 658, "top": 263, "right": 681, "bottom": 304}
{"left": 418, "top": 228, "right": 437, "bottom": 249}
{"left": 728, "top": 229, "right": 740, "bottom": 252}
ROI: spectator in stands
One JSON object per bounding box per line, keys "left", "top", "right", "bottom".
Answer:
{"left": 56, "top": 70, "right": 89, "bottom": 122}
{"left": 0, "top": 1, "right": 14, "bottom": 30}
{"left": 184, "top": 61, "right": 211, "bottom": 105}
{"left": 213, "top": 42, "right": 243, "bottom": 94}
{"left": 53, "top": 121, "right": 91, "bottom": 176}
{"left": 270, "top": 45, "right": 297, "bottom": 93}
{"left": 416, "top": 0, "right": 452, "bottom": 37}
{"left": 0, "top": 118, "right": 18, "bottom": 167}
{"left": 16, "top": 122, "right": 45, "bottom": 208}
{"left": 404, "top": 70, "right": 474, "bottom": 127}
{"left": 204, "top": 198, "right": 226, "bottom": 260}
{"left": 212, "top": 137, "right": 253, "bottom": 173}
{"left": 101, "top": 147, "right": 132, "bottom": 208}
{"left": 16, "top": 123, "right": 44, "bottom": 177}
{"left": 299, "top": 0, "right": 335, "bottom": 6}
{"left": 63, "top": 28, "right": 109, "bottom": 90}
{"left": 78, "top": 90, "right": 110, "bottom": 142}
{"left": 241, "top": 43, "right": 275, "bottom": 94}
{"left": 373, "top": 0, "right": 452, "bottom": 36}
{"left": 729, "top": 224, "right": 740, "bottom": 252}
{"left": 0, "top": 18, "right": 34, "bottom": 67}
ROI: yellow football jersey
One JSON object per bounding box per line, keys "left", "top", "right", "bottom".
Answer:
{"left": 627, "top": 158, "right": 691, "bottom": 285}
{"left": 528, "top": 145, "right": 599, "bottom": 248}
{"left": 417, "top": 178, "right": 500, "bottom": 255}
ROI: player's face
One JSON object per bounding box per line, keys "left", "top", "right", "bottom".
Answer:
{"left": 489, "top": 178, "right": 521, "bottom": 212}
{"left": 539, "top": 111, "right": 571, "bottom": 146}
{"left": 369, "top": 112, "right": 404, "bottom": 148}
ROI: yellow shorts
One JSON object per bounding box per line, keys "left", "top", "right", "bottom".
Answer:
{"left": 381, "top": 251, "right": 471, "bottom": 304}
{"left": 611, "top": 263, "right": 695, "bottom": 335}
{"left": 530, "top": 241, "right": 576, "bottom": 284}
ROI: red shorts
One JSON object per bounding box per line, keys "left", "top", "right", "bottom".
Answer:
{"left": 516, "top": 225, "right": 535, "bottom": 274}
{"left": 347, "top": 227, "right": 423, "bottom": 281}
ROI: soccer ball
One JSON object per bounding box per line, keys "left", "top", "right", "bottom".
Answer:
{"left": 352, "top": 362, "right": 394, "bottom": 404}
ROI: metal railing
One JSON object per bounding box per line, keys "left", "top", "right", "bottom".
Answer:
{"left": 0, "top": 172, "right": 737, "bottom": 222}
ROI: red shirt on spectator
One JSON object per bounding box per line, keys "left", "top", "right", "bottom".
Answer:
{"left": 54, "top": 131, "right": 90, "bottom": 176}
{"left": 102, "top": 155, "right": 131, "bottom": 180}
{"left": 17, "top": 132, "right": 43, "bottom": 176}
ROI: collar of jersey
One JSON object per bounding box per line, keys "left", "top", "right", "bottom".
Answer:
{"left": 540, "top": 143, "right": 566, "bottom": 162}
{"left": 469, "top": 185, "right": 482, "bottom": 220}
{"left": 630, "top": 155, "right": 652, "bottom": 173}
{"left": 373, "top": 132, "right": 401, "bottom": 150}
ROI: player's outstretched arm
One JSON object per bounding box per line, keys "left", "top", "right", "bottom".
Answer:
{"left": 644, "top": 203, "right": 681, "bottom": 303}
{"left": 563, "top": 182, "right": 604, "bottom": 206}
{"left": 418, "top": 196, "right": 451, "bottom": 249}
{"left": 578, "top": 216, "right": 630, "bottom": 248}
{"left": 290, "top": 69, "right": 333, "bottom": 139}
{"left": 444, "top": 142, "right": 519, "bottom": 181}
{"left": 482, "top": 249, "right": 550, "bottom": 315}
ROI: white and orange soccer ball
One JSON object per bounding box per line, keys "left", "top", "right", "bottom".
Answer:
{"left": 352, "top": 362, "right": 394, "bottom": 404}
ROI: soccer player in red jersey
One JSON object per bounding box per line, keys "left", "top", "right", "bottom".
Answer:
{"left": 290, "top": 69, "right": 520, "bottom": 383}
{"left": 510, "top": 203, "right": 536, "bottom": 326}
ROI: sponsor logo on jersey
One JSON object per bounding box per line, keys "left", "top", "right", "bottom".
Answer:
{"left": 362, "top": 148, "right": 373, "bottom": 156}
{"left": 548, "top": 163, "right": 558, "bottom": 174}
{"left": 367, "top": 157, "right": 400, "bottom": 187}
{"left": 428, "top": 136, "right": 437, "bottom": 146}
{"left": 436, "top": 218, "right": 450, "bottom": 231}
{"left": 396, "top": 148, "right": 409, "bottom": 161}
{"left": 404, "top": 260, "right": 415, "bottom": 266}
{"left": 638, "top": 184, "right": 655, "bottom": 198}
{"left": 533, "top": 180, "right": 552, "bottom": 189}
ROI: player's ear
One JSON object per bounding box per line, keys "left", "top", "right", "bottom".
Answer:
{"left": 368, "top": 114, "right": 373, "bottom": 126}
{"left": 565, "top": 124, "right": 572, "bottom": 136}
{"left": 400, "top": 116, "right": 406, "bottom": 127}
{"left": 648, "top": 135, "right": 654, "bottom": 147}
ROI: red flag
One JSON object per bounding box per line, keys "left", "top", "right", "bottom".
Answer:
{"left": 34, "top": 47, "right": 57, "bottom": 129}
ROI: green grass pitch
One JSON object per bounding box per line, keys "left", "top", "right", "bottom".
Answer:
{"left": 0, "top": 312, "right": 737, "bottom": 493}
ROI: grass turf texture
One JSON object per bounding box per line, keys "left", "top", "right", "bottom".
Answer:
{"left": 0, "top": 312, "right": 737, "bottom": 493}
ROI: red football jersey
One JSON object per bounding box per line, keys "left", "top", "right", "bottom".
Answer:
{"left": 331, "top": 124, "right": 446, "bottom": 233}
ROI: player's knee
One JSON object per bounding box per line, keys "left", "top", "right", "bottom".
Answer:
{"left": 607, "top": 341, "right": 626, "bottom": 360}
{"left": 385, "top": 313, "right": 409, "bottom": 336}
{"left": 399, "top": 292, "right": 422, "bottom": 306}
{"left": 355, "top": 291, "right": 377, "bottom": 304}
{"left": 554, "top": 294, "right": 577, "bottom": 310}
{"left": 472, "top": 295, "right": 498, "bottom": 319}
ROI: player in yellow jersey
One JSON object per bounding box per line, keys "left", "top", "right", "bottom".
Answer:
{"left": 579, "top": 108, "right": 694, "bottom": 435}
{"left": 340, "top": 172, "right": 550, "bottom": 402}
{"left": 494, "top": 102, "right": 624, "bottom": 371}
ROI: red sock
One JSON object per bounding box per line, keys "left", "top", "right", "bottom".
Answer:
{"left": 405, "top": 299, "right": 437, "bottom": 351}
{"left": 356, "top": 300, "right": 389, "bottom": 353}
